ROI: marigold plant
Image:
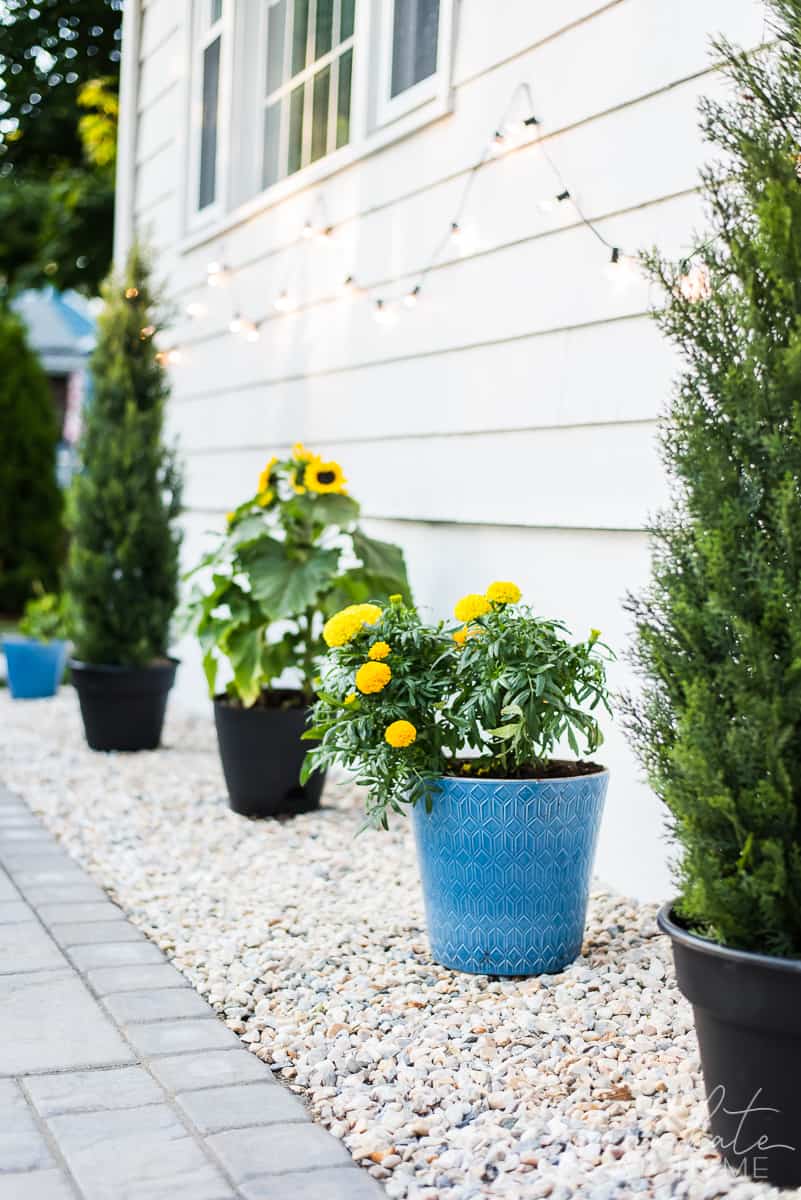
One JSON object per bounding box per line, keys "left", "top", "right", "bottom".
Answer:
{"left": 304, "top": 584, "right": 612, "bottom": 827}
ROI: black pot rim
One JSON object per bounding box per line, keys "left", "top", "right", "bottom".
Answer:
{"left": 213, "top": 689, "right": 308, "bottom": 709}
{"left": 657, "top": 901, "right": 801, "bottom": 974}
{"left": 69, "top": 656, "right": 180, "bottom": 674}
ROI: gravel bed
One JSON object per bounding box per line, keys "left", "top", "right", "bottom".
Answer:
{"left": 0, "top": 691, "right": 780, "bottom": 1200}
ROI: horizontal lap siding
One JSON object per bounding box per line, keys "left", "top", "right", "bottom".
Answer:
{"left": 131, "top": 0, "right": 765, "bottom": 897}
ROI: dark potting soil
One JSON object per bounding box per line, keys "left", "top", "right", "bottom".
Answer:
{"left": 447, "top": 758, "right": 605, "bottom": 780}
{"left": 216, "top": 688, "right": 309, "bottom": 712}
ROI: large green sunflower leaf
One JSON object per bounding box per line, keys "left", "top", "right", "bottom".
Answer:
{"left": 350, "top": 529, "right": 412, "bottom": 602}
{"left": 308, "top": 491, "right": 360, "bottom": 527}
{"left": 240, "top": 538, "right": 340, "bottom": 619}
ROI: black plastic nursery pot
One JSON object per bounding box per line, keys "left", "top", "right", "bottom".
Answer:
{"left": 70, "top": 658, "right": 178, "bottom": 752}
{"left": 213, "top": 690, "right": 325, "bottom": 818}
{"left": 658, "top": 903, "right": 801, "bottom": 1188}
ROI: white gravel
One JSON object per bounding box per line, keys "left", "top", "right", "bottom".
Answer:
{"left": 0, "top": 691, "right": 782, "bottom": 1200}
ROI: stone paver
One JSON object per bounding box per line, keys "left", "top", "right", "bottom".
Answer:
{"left": 0, "top": 921, "right": 68, "bottom": 973}
{"left": 175, "top": 1082, "right": 307, "bottom": 1134}
{"left": 0, "top": 782, "right": 384, "bottom": 1200}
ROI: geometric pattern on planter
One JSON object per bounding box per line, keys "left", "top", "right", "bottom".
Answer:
{"left": 411, "top": 771, "right": 609, "bottom": 976}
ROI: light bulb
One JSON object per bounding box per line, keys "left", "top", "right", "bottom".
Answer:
{"left": 302, "top": 221, "right": 314, "bottom": 239}
{"left": 186, "top": 301, "right": 207, "bottom": 319}
{"left": 229, "top": 315, "right": 243, "bottom": 334}
{"left": 124, "top": 287, "right": 139, "bottom": 300}
{"left": 403, "top": 285, "right": 421, "bottom": 309}
{"left": 139, "top": 324, "right": 156, "bottom": 340}
{"left": 539, "top": 189, "right": 571, "bottom": 214}
{"left": 450, "top": 221, "right": 461, "bottom": 241}
{"left": 241, "top": 319, "right": 260, "bottom": 342}
{"left": 676, "top": 262, "right": 712, "bottom": 303}
{"left": 341, "top": 274, "right": 356, "bottom": 296}
{"left": 373, "top": 299, "right": 393, "bottom": 326}
{"left": 167, "top": 348, "right": 183, "bottom": 365}
{"left": 491, "top": 130, "right": 507, "bottom": 155}
{"left": 207, "top": 261, "right": 226, "bottom": 288}
{"left": 273, "top": 290, "right": 293, "bottom": 313}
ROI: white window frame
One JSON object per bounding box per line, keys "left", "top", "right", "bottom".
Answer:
{"left": 178, "top": 0, "right": 457, "bottom": 250}
{"left": 377, "top": 0, "right": 454, "bottom": 127}
{"left": 187, "top": 0, "right": 234, "bottom": 229}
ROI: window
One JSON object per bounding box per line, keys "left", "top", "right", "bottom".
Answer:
{"left": 261, "top": 0, "right": 356, "bottom": 191}
{"left": 195, "top": 0, "right": 226, "bottom": 213}
{"left": 390, "top": 0, "right": 439, "bottom": 98}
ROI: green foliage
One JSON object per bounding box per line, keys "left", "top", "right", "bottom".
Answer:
{"left": 18, "top": 588, "right": 69, "bottom": 643}
{"left": 183, "top": 447, "right": 412, "bottom": 707}
{"left": 306, "top": 589, "right": 611, "bottom": 829}
{"left": 0, "top": 1, "right": 122, "bottom": 295}
{"left": 627, "top": 0, "right": 801, "bottom": 956}
{"left": 66, "top": 247, "right": 182, "bottom": 666}
{"left": 0, "top": 306, "right": 63, "bottom": 613}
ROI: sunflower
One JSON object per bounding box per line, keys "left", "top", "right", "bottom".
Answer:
{"left": 304, "top": 456, "right": 347, "bottom": 495}
{"left": 385, "top": 720, "right": 417, "bottom": 748}
{"left": 293, "top": 443, "right": 314, "bottom": 462}
{"left": 368, "top": 641, "right": 391, "bottom": 661}
{"left": 322, "top": 603, "right": 382, "bottom": 648}
{"left": 257, "top": 456, "right": 278, "bottom": 496}
{"left": 454, "top": 593, "right": 491, "bottom": 623}
{"left": 226, "top": 511, "right": 236, "bottom": 525}
{"left": 355, "top": 661, "right": 391, "bottom": 694}
{"left": 256, "top": 489, "right": 274, "bottom": 508}
{"left": 486, "top": 581, "right": 522, "bottom": 605}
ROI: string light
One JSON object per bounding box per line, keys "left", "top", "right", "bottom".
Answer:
{"left": 373, "top": 298, "right": 394, "bottom": 325}
{"left": 124, "top": 287, "right": 139, "bottom": 299}
{"left": 139, "top": 324, "right": 156, "bottom": 340}
{"left": 273, "top": 290, "right": 294, "bottom": 313}
{"left": 539, "top": 189, "right": 571, "bottom": 213}
{"left": 156, "top": 348, "right": 183, "bottom": 366}
{"left": 207, "top": 261, "right": 227, "bottom": 288}
{"left": 676, "top": 261, "right": 712, "bottom": 302}
{"left": 194, "top": 79, "right": 683, "bottom": 343}
{"left": 186, "top": 301, "right": 207, "bottom": 319}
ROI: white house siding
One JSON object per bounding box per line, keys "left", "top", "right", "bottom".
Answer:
{"left": 120, "top": 0, "right": 767, "bottom": 901}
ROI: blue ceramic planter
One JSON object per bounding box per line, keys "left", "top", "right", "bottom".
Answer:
{"left": 2, "top": 636, "right": 68, "bottom": 700}
{"left": 411, "top": 770, "right": 609, "bottom": 976}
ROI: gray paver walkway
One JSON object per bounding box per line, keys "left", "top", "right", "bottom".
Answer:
{"left": 0, "top": 784, "right": 384, "bottom": 1200}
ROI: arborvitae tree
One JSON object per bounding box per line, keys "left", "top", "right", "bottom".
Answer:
{"left": 67, "top": 248, "right": 182, "bottom": 665}
{"left": 0, "top": 307, "right": 63, "bottom": 613}
{"left": 627, "top": 0, "right": 801, "bottom": 957}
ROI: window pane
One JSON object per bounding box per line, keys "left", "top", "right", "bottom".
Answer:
{"left": 314, "top": 0, "right": 333, "bottom": 59}
{"left": 391, "top": 0, "right": 439, "bottom": 98}
{"left": 198, "top": 35, "right": 220, "bottom": 209}
{"left": 336, "top": 47, "right": 352, "bottom": 148}
{"left": 287, "top": 82, "right": 304, "bottom": 175}
{"left": 262, "top": 100, "right": 282, "bottom": 188}
{"left": 291, "top": 0, "right": 309, "bottom": 75}
{"left": 311, "top": 65, "right": 330, "bottom": 161}
{"left": 266, "top": 0, "right": 287, "bottom": 94}
{"left": 210, "top": 0, "right": 223, "bottom": 25}
{"left": 340, "top": 0, "right": 355, "bottom": 41}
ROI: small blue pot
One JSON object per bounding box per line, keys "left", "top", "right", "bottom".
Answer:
{"left": 2, "top": 636, "right": 68, "bottom": 700}
{"left": 411, "top": 770, "right": 609, "bottom": 976}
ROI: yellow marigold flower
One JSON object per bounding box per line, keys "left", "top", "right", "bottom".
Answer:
{"left": 368, "top": 641, "right": 391, "bottom": 660}
{"left": 344, "top": 692, "right": 357, "bottom": 705}
{"left": 256, "top": 489, "right": 274, "bottom": 508}
{"left": 304, "top": 456, "right": 347, "bottom": 495}
{"left": 590, "top": 628, "right": 601, "bottom": 641}
{"left": 486, "top": 581, "right": 522, "bottom": 605}
{"left": 355, "top": 661, "right": 391, "bottom": 694}
{"left": 454, "top": 593, "right": 491, "bottom": 623}
{"left": 453, "top": 626, "right": 468, "bottom": 646}
{"left": 257, "top": 457, "right": 277, "bottom": 495}
{"left": 322, "top": 603, "right": 382, "bottom": 648}
{"left": 385, "top": 720, "right": 417, "bottom": 748}
{"left": 293, "top": 442, "right": 314, "bottom": 462}
{"left": 389, "top": 594, "right": 402, "bottom": 603}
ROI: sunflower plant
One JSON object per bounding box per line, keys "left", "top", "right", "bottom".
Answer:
{"left": 183, "top": 445, "right": 411, "bottom": 707}
{"left": 304, "top": 584, "right": 613, "bottom": 827}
